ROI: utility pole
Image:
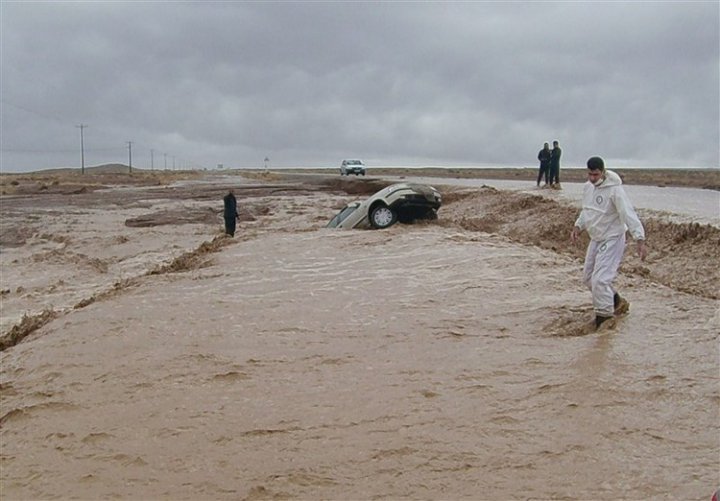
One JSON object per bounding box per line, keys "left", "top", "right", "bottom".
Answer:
{"left": 173, "top": 156, "right": 176, "bottom": 170}
{"left": 164, "top": 153, "right": 167, "bottom": 170}
{"left": 150, "top": 149, "right": 154, "bottom": 170}
{"left": 76, "top": 124, "right": 88, "bottom": 174}
{"left": 127, "top": 141, "right": 133, "bottom": 173}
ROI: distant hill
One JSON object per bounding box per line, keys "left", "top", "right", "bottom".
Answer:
{"left": 23, "top": 164, "right": 146, "bottom": 175}
{"left": 88, "top": 164, "right": 146, "bottom": 174}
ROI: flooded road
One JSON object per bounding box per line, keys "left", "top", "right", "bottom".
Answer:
{"left": 1, "top": 175, "right": 718, "bottom": 500}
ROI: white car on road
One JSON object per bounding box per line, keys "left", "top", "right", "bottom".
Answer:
{"left": 340, "top": 159, "right": 366, "bottom": 176}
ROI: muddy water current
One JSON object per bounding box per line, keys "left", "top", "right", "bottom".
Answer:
{"left": 0, "top": 177, "right": 718, "bottom": 500}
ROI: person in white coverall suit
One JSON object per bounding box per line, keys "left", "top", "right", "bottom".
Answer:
{"left": 571, "top": 156, "right": 648, "bottom": 328}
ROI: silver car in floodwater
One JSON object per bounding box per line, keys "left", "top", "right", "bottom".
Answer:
{"left": 327, "top": 183, "right": 442, "bottom": 230}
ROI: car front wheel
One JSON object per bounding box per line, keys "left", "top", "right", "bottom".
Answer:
{"left": 370, "top": 205, "right": 397, "bottom": 229}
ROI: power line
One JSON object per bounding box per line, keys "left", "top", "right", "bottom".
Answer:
{"left": 0, "top": 146, "right": 124, "bottom": 153}
{"left": 1, "top": 99, "right": 68, "bottom": 124}
{"left": 3, "top": 101, "right": 208, "bottom": 171}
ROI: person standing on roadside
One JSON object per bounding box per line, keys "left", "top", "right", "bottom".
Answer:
{"left": 537, "top": 142, "right": 552, "bottom": 187}
{"left": 223, "top": 189, "right": 240, "bottom": 237}
{"left": 549, "top": 140, "right": 562, "bottom": 188}
{"left": 571, "top": 156, "right": 647, "bottom": 329}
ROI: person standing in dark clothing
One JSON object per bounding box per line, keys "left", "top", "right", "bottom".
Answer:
{"left": 549, "top": 140, "right": 562, "bottom": 188}
{"left": 223, "top": 190, "right": 239, "bottom": 237}
{"left": 537, "top": 142, "right": 551, "bottom": 187}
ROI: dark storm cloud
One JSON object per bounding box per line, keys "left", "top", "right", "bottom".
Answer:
{"left": 1, "top": 1, "right": 718, "bottom": 172}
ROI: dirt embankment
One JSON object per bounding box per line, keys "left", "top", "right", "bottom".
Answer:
{"left": 0, "top": 170, "right": 206, "bottom": 196}
{"left": 376, "top": 167, "right": 720, "bottom": 190}
{"left": 435, "top": 186, "right": 720, "bottom": 300}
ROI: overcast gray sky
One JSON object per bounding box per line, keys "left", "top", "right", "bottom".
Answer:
{"left": 1, "top": 1, "right": 718, "bottom": 173}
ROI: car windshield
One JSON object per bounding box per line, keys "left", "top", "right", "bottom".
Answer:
{"left": 326, "top": 204, "right": 359, "bottom": 228}
{"left": 347, "top": 160, "right": 361, "bottom": 165}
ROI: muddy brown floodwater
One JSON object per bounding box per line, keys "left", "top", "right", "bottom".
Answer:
{"left": 1, "top": 171, "right": 718, "bottom": 500}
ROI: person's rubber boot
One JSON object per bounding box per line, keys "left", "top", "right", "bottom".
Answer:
{"left": 614, "top": 293, "right": 630, "bottom": 315}
{"left": 595, "top": 315, "right": 613, "bottom": 329}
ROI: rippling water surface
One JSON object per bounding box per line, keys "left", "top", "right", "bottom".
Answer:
{"left": 1, "top": 178, "right": 718, "bottom": 500}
